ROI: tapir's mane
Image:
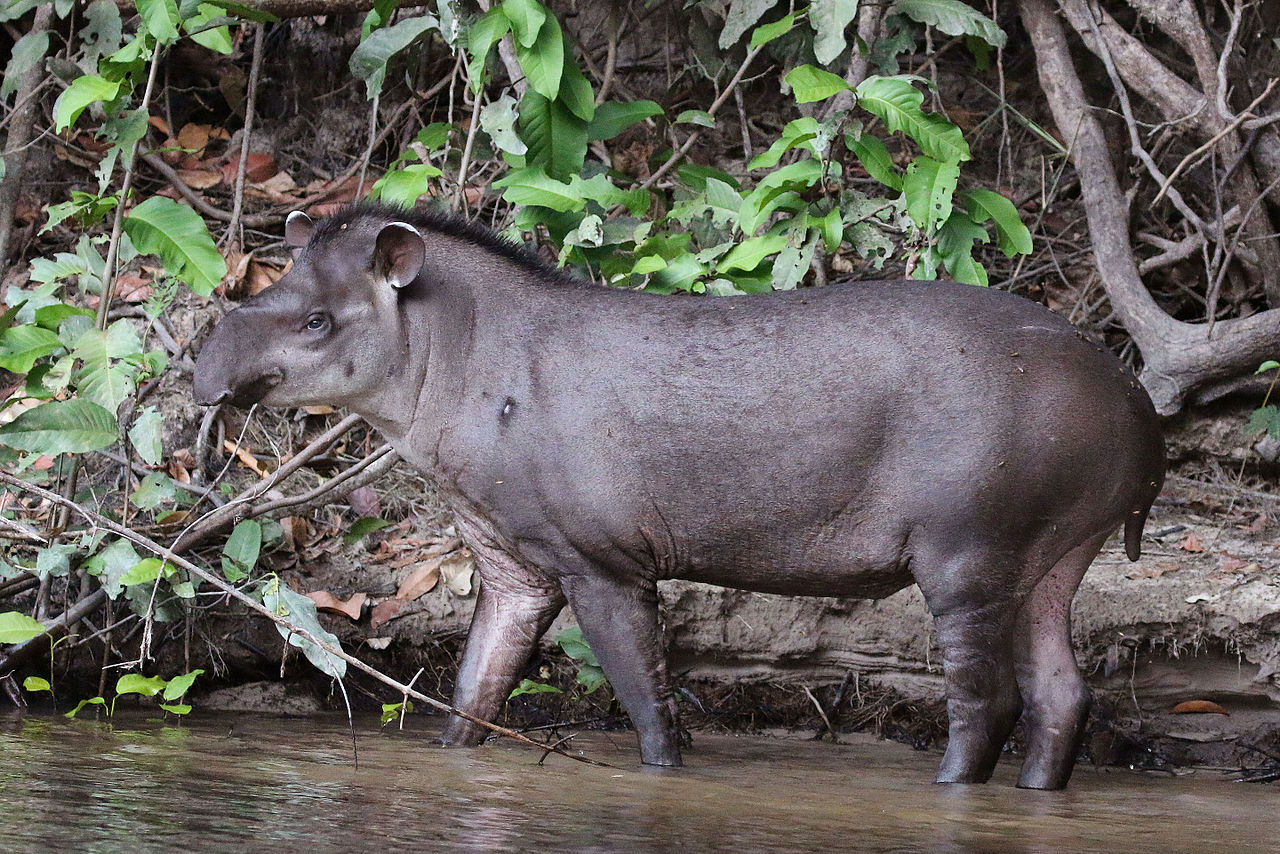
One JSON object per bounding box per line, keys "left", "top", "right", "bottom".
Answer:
{"left": 309, "top": 201, "right": 578, "bottom": 285}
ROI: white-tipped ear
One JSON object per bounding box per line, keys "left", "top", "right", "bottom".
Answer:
{"left": 374, "top": 221, "right": 426, "bottom": 289}
{"left": 284, "top": 211, "right": 315, "bottom": 248}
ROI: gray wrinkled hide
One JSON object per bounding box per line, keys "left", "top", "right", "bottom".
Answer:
{"left": 194, "top": 204, "right": 1165, "bottom": 789}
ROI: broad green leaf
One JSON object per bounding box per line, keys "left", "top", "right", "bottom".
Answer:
{"left": 893, "top": 0, "right": 1006, "bottom": 49}
{"left": 556, "top": 625, "right": 599, "bottom": 665}
{"left": 263, "top": 577, "right": 347, "bottom": 678}
{"left": 162, "top": 668, "right": 204, "bottom": 701}
{"left": 817, "top": 206, "right": 845, "bottom": 253}
{"left": 631, "top": 256, "right": 668, "bottom": 276}
{"left": 349, "top": 13, "right": 439, "bottom": 98}
{"left": 221, "top": 519, "right": 261, "bottom": 582}
{"left": 1245, "top": 405, "right": 1280, "bottom": 440}
{"left": 80, "top": 0, "right": 124, "bottom": 67}
{"left": 199, "top": 0, "right": 281, "bottom": 21}
{"left": 65, "top": 696, "right": 106, "bottom": 718}
{"left": 935, "top": 212, "right": 991, "bottom": 286}
{"left": 344, "top": 516, "right": 390, "bottom": 545}
{"left": 119, "top": 558, "right": 168, "bottom": 587}
{"left": 846, "top": 133, "right": 903, "bottom": 191}
{"left": 502, "top": 0, "right": 545, "bottom": 48}
{"left": 771, "top": 232, "right": 818, "bottom": 291}
{"left": 737, "top": 159, "right": 824, "bottom": 234}
{"left": 0, "top": 399, "right": 117, "bottom": 455}
{"left": 159, "top": 703, "right": 192, "bottom": 715}
{"left": 517, "top": 92, "right": 587, "bottom": 181}
{"left": 558, "top": 59, "right": 595, "bottom": 123}
{"left": 810, "top": 0, "right": 859, "bottom": 65}
{"left": 36, "top": 544, "right": 76, "bottom": 580}
{"left": 0, "top": 611, "right": 46, "bottom": 644}
{"left": 0, "top": 324, "right": 61, "bottom": 374}
{"left": 183, "top": 4, "right": 233, "bottom": 54}
{"left": 960, "top": 188, "right": 1032, "bottom": 257}
{"left": 53, "top": 75, "right": 122, "bottom": 132}
{"left": 514, "top": 11, "right": 563, "bottom": 100}
{"left": 903, "top": 155, "right": 960, "bottom": 235}
{"left": 493, "top": 167, "right": 583, "bottom": 212}
{"left": 675, "top": 109, "right": 715, "bottom": 128}
{"left": 1, "top": 31, "right": 48, "bottom": 100}
{"left": 116, "top": 673, "right": 167, "bottom": 697}
{"left": 855, "top": 76, "right": 970, "bottom": 163}
{"left": 479, "top": 93, "right": 527, "bottom": 156}
{"left": 750, "top": 13, "right": 795, "bottom": 48}
{"left": 749, "top": 117, "right": 819, "bottom": 170}
{"left": 719, "top": 235, "right": 788, "bottom": 272}
{"left": 1257, "top": 361, "right": 1280, "bottom": 374}
{"left": 587, "top": 100, "right": 662, "bottom": 142}
{"left": 86, "top": 539, "right": 142, "bottom": 599}
{"left": 127, "top": 405, "right": 163, "bottom": 465}
{"left": 368, "top": 163, "right": 442, "bottom": 207}
{"left": 23, "top": 676, "right": 52, "bottom": 693}
{"left": 568, "top": 174, "right": 647, "bottom": 214}
{"left": 719, "top": 0, "right": 774, "bottom": 48}
{"left": 784, "top": 64, "right": 850, "bottom": 104}
{"left": 136, "top": 0, "right": 180, "bottom": 45}
{"left": 465, "top": 7, "right": 510, "bottom": 91}
{"left": 509, "top": 678, "right": 563, "bottom": 698}
{"left": 576, "top": 663, "right": 607, "bottom": 693}
{"left": 123, "top": 197, "right": 226, "bottom": 296}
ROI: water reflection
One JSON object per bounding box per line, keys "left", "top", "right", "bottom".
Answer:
{"left": 0, "top": 710, "right": 1272, "bottom": 853}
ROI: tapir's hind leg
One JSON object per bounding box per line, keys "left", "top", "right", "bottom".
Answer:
{"left": 1011, "top": 534, "right": 1104, "bottom": 790}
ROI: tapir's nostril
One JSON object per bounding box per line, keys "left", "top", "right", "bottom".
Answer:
{"left": 195, "top": 388, "right": 232, "bottom": 406}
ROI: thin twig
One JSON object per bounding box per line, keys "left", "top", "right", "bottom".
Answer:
{"left": 224, "top": 22, "right": 267, "bottom": 248}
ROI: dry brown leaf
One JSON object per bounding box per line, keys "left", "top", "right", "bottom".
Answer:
{"left": 156, "top": 510, "right": 191, "bottom": 530}
{"left": 1180, "top": 534, "right": 1205, "bottom": 553}
{"left": 349, "top": 485, "right": 380, "bottom": 518}
{"left": 176, "top": 168, "right": 222, "bottom": 190}
{"left": 440, "top": 551, "right": 475, "bottom": 596}
{"left": 280, "top": 515, "right": 310, "bottom": 551}
{"left": 396, "top": 558, "right": 442, "bottom": 600}
{"left": 223, "top": 439, "right": 268, "bottom": 477}
{"left": 244, "top": 171, "right": 298, "bottom": 204}
{"left": 176, "top": 123, "right": 212, "bottom": 155}
{"left": 303, "top": 405, "right": 336, "bottom": 415}
{"left": 114, "top": 273, "right": 153, "bottom": 303}
{"left": 147, "top": 115, "right": 171, "bottom": 136}
{"left": 1216, "top": 553, "right": 1255, "bottom": 573}
{"left": 32, "top": 455, "right": 54, "bottom": 471}
{"left": 305, "top": 590, "right": 366, "bottom": 620}
{"left": 370, "top": 598, "right": 409, "bottom": 628}
{"left": 1171, "top": 700, "right": 1229, "bottom": 716}
{"left": 246, "top": 259, "right": 285, "bottom": 295}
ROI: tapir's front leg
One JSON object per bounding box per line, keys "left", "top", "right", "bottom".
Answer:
{"left": 437, "top": 560, "right": 565, "bottom": 747}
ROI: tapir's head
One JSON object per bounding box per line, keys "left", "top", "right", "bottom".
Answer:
{"left": 193, "top": 207, "right": 427, "bottom": 409}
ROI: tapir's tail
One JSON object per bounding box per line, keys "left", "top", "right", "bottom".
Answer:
{"left": 1124, "top": 473, "right": 1165, "bottom": 561}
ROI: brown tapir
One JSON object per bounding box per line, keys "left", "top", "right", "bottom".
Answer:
{"left": 193, "top": 203, "right": 1165, "bottom": 789}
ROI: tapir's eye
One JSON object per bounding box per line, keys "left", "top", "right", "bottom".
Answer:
{"left": 304, "top": 313, "right": 329, "bottom": 332}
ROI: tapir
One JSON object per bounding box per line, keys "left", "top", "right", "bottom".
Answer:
{"left": 193, "top": 202, "right": 1165, "bottom": 789}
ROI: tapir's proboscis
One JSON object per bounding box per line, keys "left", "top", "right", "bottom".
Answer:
{"left": 194, "top": 204, "right": 1165, "bottom": 790}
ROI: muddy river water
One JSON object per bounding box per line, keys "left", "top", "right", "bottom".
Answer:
{"left": 0, "top": 711, "right": 1273, "bottom": 852}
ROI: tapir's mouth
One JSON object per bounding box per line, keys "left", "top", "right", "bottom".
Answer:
{"left": 195, "top": 370, "right": 284, "bottom": 408}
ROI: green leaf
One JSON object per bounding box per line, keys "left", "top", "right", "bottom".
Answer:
{"left": 1, "top": 30, "right": 49, "bottom": 100}
{"left": 556, "top": 625, "right": 599, "bottom": 666}
{"left": 514, "top": 11, "right": 562, "bottom": 100}
{"left": 719, "top": 235, "right": 788, "bottom": 272}
{"left": 935, "top": 212, "right": 991, "bottom": 286}
{"left": 0, "top": 611, "right": 47, "bottom": 644}
{"left": 818, "top": 206, "right": 844, "bottom": 253}
{"left": 784, "top": 64, "right": 850, "bottom": 104}
{"left": 0, "top": 324, "right": 62, "bottom": 374}
{"left": 23, "top": 676, "right": 52, "bottom": 693}
{"left": 65, "top": 696, "right": 106, "bottom": 718}
{"left": 349, "top": 13, "right": 439, "bottom": 98}
{"left": 221, "top": 519, "right": 261, "bottom": 582}
{"left": 508, "top": 678, "right": 563, "bottom": 698}
{"left": 810, "top": 0, "right": 859, "bottom": 65}
{"left": 52, "top": 75, "right": 122, "bottom": 132}
{"left": 855, "top": 76, "right": 970, "bottom": 163}
{"left": 1257, "top": 361, "right": 1280, "bottom": 374}
{"left": 557, "top": 59, "right": 595, "bottom": 123}
{"left": 116, "top": 673, "right": 167, "bottom": 697}
{"left": 86, "top": 539, "right": 142, "bottom": 599}
{"left": 738, "top": 159, "right": 824, "bottom": 234}
{"left": 465, "top": 7, "right": 510, "bottom": 91}
{"left": 262, "top": 577, "right": 347, "bottom": 678}
{"left": 479, "top": 93, "right": 527, "bottom": 156}
{"left": 493, "top": 167, "right": 583, "bottom": 212}
{"left": 587, "top": 100, "right": 663, "bottom": 142}
{"left": 960, "top": 188, "right": 1032, "bottom": 257}
{"left": 748, "top": 117, "right": 819, "bottom": 170}
{"left": 719, "top": 0, "right": 774, "bottom": 48}
{"left": 127, "top": 405, "right": 163, "bottom": 465}
{"left": 159, "top": 703, "right": 192, "bottom": 715}
{"left": 368, "top": 163, "right": 443, "bottom": 207}
{"left": 575, "top": 663, "right": 607, "bottom": 693}
{"left": 892, "top": 0, "right": 1007, "bottom": 49}
{"left": 1246, "top": 405, "right": 1280, "bottom": 440}
{"left": 123, "top": 197, "right": 226, "bottom": 296}
{"left": 0, "top": 399, "right": 117, "bottom": 455}
{"left": 36, "top": 544, "right": 77, "bottom": 581}
{"left": 119, "top": 558, "right": 168, "bottom": 587}
{"left": 380, "top": 700, "right": 413, "bottom": 724}
{"left": 131, "top": 472, "right": 177, "bottom": 510}
{"left": 502, "top": 0, "right": 545, "bottom": 48}
{"left": 344, "top": 516, "right": 390, "bottom": 545}
{"left": 675, "top": 109, "right": 715, "bottom": 128}
{"left": 846, "top": 133, "right": 903, "bottom": 191}
{"left": 771, "top": 232, "right": 818, "bottom": 291}
{"left": 183, "top": 4, "right": 233, "bottom": 54}
{"left": 750, "top": 13, "right": 795, "bottom": 48}
{"left": 903, "top": 155, "right": 960, "bottom": 235}
{"left": 518, "top": 91, "right": 587, "bottom": 181}
{"left": 135, "top": 0, "right": 180, "bottom": 45}
{"left": 162, "top": 668, "right": 204, "bottom": 701}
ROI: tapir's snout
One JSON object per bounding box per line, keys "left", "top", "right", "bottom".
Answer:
{"left": 193, "top": 309, "right": 283, "bottom": 408}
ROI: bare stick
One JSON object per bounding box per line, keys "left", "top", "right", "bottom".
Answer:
{"left": 0, "top": 471, "right": 612, "bottom": 769}
{"left": 224, "top": 22, "right": 267, "bottom": 248}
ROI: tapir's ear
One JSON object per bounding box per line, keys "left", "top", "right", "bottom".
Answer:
{"left": 284, "top": 211, "right": 314, "bottom": 248}
{"left": 374, "top": 222, "right": 426, "bottom": 290}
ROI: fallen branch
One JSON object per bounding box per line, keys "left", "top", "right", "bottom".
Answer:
{"left": 0, "top": 471, "right": 610, "bottom": 769}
